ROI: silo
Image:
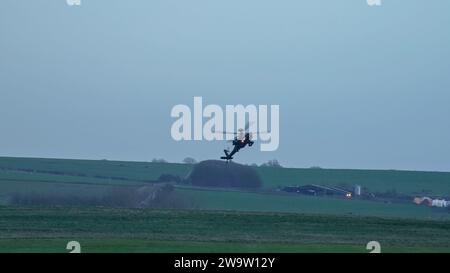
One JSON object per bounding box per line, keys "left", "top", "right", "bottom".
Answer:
{"left": 354, "top": 185, "right": 362, "bottom": 196}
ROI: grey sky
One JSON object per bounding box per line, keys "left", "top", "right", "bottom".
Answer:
{"left": 1, "top": 0, "right": 449, "bottom": 171}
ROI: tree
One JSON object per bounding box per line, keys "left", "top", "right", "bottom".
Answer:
{"left": 151, "top": 158, "right": 167, "bottom": 163}
{"left": 261, "top": 159, "right": 282, "bottom": 168}
{"left": 182, "top": 157, "right": 197, "bottom": 164}
{"left": 188, "top": 160, "right": 262, "bottom": 188}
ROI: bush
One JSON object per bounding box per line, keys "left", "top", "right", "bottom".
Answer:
{"left": 186, "top": 160, "right": 262, "bottom": 188}
{"left": 261, "top": 159, "right": 283, "bottom": 168}
{"left": 182, "top": 157, "right": 197, "bottom": 164}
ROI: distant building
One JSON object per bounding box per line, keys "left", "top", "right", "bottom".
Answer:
{"left": 414, "top": 197, "right": 432, "bottom": 206}
{"left": 432, "top": 199, "right": 450, "bottom": 208}
{"left": 354, "top": 185, "right": 362, "bottom": 196}
{"left": 414, "top": 197, "right": 449, "bottom": 208}
{"left": 282, "top": 184, "right": 353, "bottom": 199}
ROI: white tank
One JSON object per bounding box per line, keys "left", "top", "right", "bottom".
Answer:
{"left": 354, "top": 185, "right": 362, "bottom": 196}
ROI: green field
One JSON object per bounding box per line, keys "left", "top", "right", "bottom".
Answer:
{"left": 257, "top": 167, "right": 450, "bottom": 195}
{"left": 2, "top": 156, "right": 450, "bottom": 195}
{"left": 0, "top": 157, "right": 191, "bottom": 182}
{"left": 1, "top": 169, "right": 448, "bottom": 219}
{"left": 1, "top": 156, "right": 449, "bottom": 219}
{"left": 0, "top": 207, "right": 449, "bottom": 253}
{"left": 178, "top": 187, "right": 450, "bottom": 220}
{"left": 0, "top": 156, "right": 449, "bottom": 253}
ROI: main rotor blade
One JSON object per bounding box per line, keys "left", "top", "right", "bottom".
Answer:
{"left": 214, "top": 131, "right": 238, "bottom": 135}
{"left": 243, "top": 131, "right": 271, "bottom": 134}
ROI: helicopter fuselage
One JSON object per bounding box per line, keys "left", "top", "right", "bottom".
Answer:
{"left": 221, "top": 134, "right": 254, "bottom": 161}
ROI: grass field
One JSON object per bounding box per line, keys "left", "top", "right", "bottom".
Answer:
{"left": 257, "top": 167, "right": 450, "bottom": 195}
{"left": 0, "top": 157, "right": 191, "bottom": 182}
{"left": 3, "top": 239, "right": 450, "bottom": 253}
{"left": 2, "top": 156, "right": 450, "bottom": 196}
{"left": 178, "top": 186, "right": 450, "bottom": 220}
{"left": 1, "top": 156, "right": 449, "bottom": 253}
{"left": 1, "top": 169, "right": 448, "bottom": 219}
{"left": 0, "top": 207, "right": 449, "bottom": 253}
{"left": 1, "top": 156, "right": 449, "bottom": 219}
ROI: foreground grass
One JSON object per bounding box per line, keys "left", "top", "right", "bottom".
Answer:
{"left": 0, "top": 207, "right": 449, "bottom": 253}
{"left": 1, "top": 239, "right": 449, "bottom": 253}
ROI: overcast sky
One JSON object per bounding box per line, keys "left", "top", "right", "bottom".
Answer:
{"left": 1, "top": 0, "right": 449, "bottom": 171}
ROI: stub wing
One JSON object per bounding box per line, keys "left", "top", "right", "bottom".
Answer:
{"left": 221, "top": 150, "right": 233, "bottom": 160}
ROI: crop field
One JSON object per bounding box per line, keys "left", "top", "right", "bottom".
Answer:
{"left": 1, "top": 169, "right": 448, "bottom": 219}
{"left": 1, "top": 156, "right": 449, "bottom": 253}
{"left": 178, "top": 187, "right": 450, "bottom": 220}
{"left": 0, "top": 157, "right": 191, "bottom": 182}
{"left": 2, "top": 156, "right": 449, "bottom": 196}
{"left": 257, "top": 167, "right": 450, "bottom": 195}
{"left": 0, "top": 207, "right": 449, "bottom": 253}
{"left": 1, "top": 157, "right": 449, "bottom": 219}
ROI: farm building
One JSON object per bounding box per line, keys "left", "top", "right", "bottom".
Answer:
{"left": 282, "top": 184, "right": 353, "bottom": 198}
{"left": 414, "top": 197, "right": 450, "bottom": 208}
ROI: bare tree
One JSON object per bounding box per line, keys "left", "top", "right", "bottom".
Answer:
{"left": 151, "top": 158, "right": 168, "bottom": 163}
{"left": 261, "top": 159, "right": 283, "bottom": 168}
{"left": 182, "top": 157, "right": 197, "bottom": 164}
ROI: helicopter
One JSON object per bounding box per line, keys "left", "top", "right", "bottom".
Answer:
{"left": 216, "top": 122, "right": 268, "bottom": 162}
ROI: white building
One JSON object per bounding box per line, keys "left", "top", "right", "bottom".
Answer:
{"left": 431, "top": 199, "right": 450, "bottom": 208}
